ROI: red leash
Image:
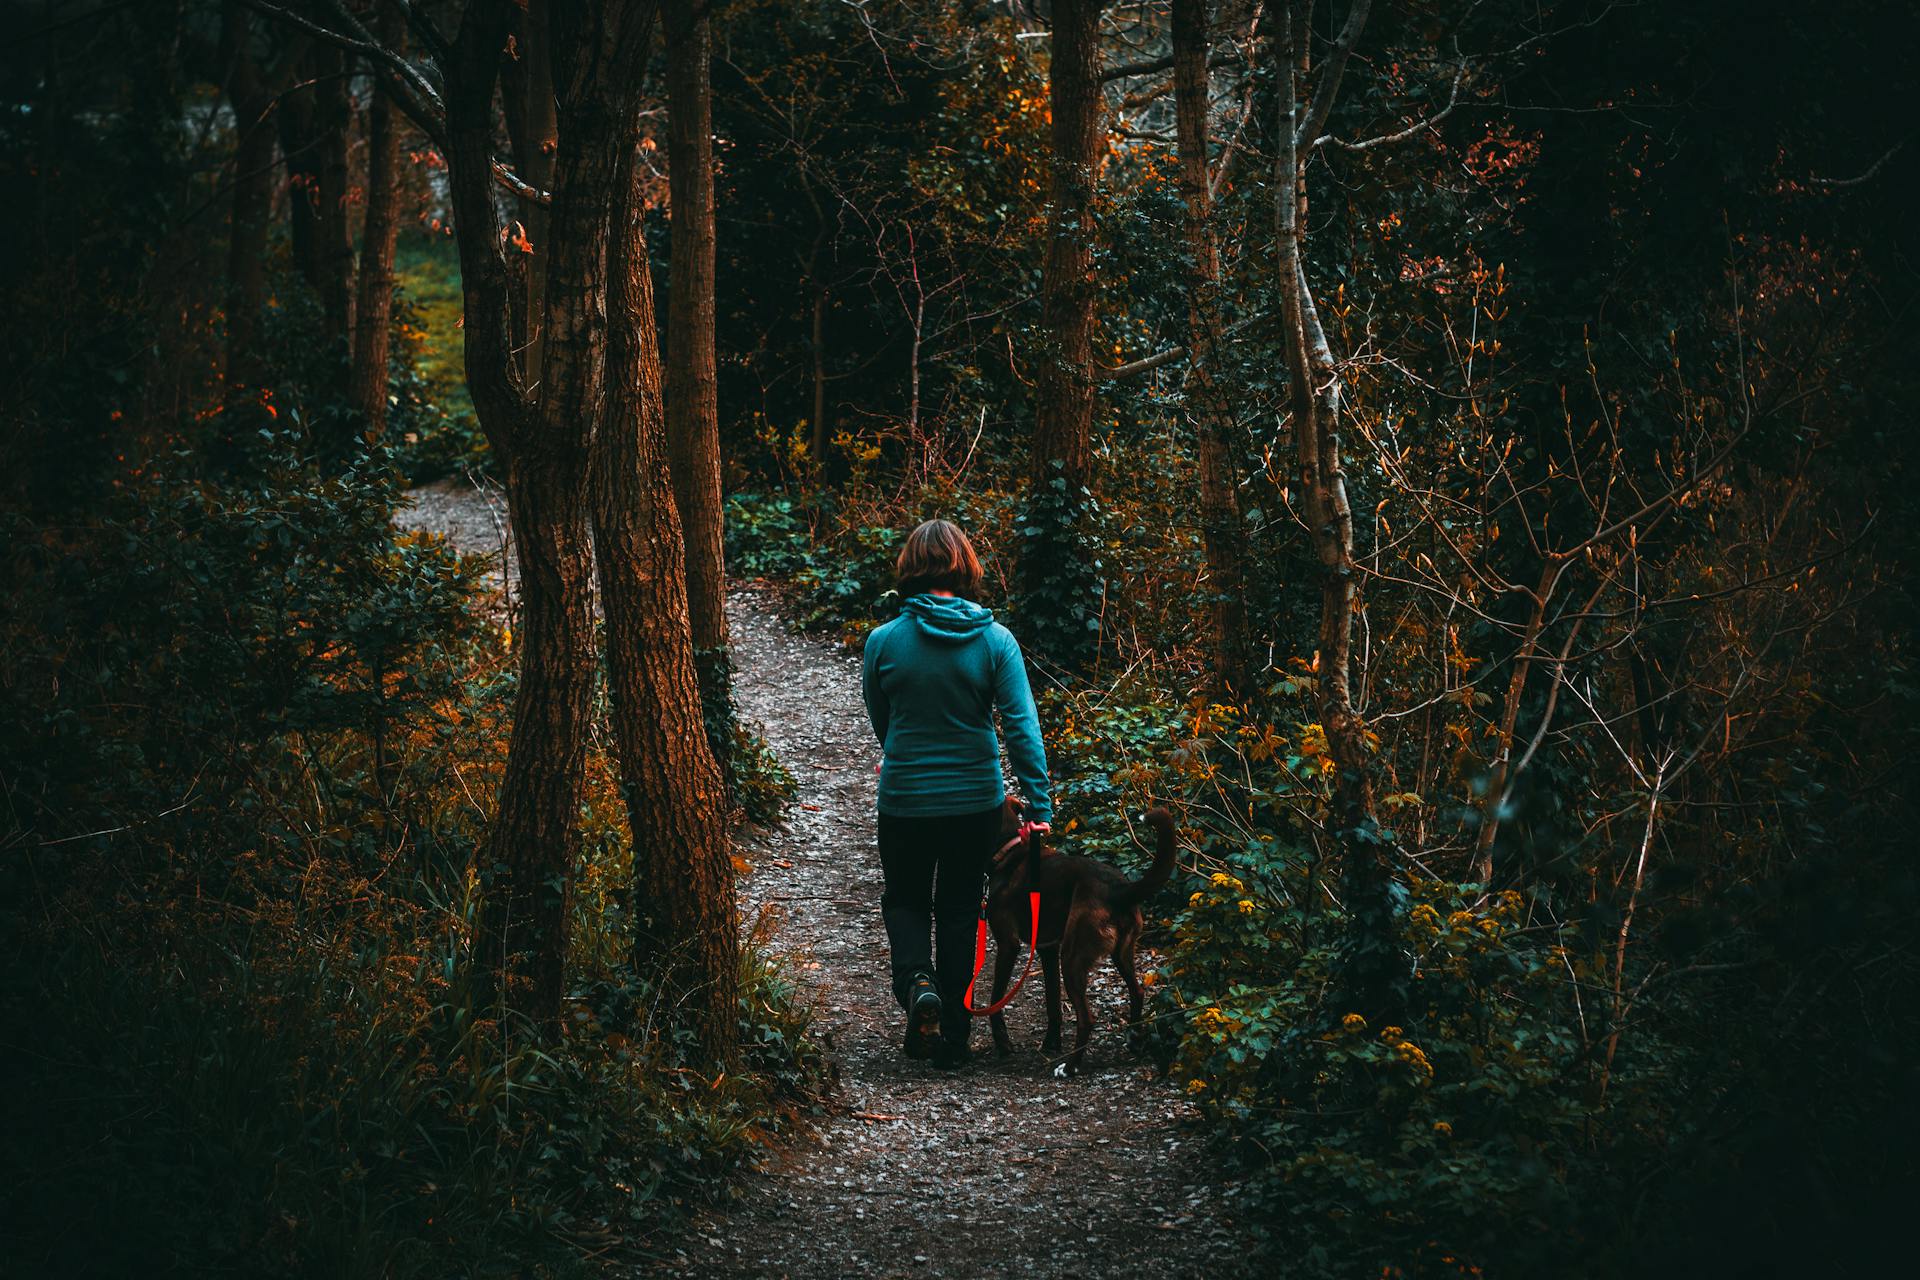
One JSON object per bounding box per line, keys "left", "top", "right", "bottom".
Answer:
{"left": 963, "top": 821, "right": 1043, "bottom": 1017}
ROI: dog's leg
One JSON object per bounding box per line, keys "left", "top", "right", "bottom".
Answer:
{"left": 988, "top": 927, "right": 1019, "bottom": 1056}
{"left": 1039, "top": 944, "right": 1063, "bottom": 1057}
{"left": 1115, "top": 930, "right": 1145, "bottom": 1026}
{"left": 1060, "top": 949, "right": 1097, "bottom": 1077}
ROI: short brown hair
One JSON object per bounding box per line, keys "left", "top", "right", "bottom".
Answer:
{"left": 895, "top": 518, "right": 984, "bottom": 599}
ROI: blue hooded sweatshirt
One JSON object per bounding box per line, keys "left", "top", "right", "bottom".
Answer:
{"left": 861, "top": 593, "right": 1053, "bottom": 825}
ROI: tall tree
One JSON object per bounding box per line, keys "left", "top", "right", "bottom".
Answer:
{"left": 594, "top": 135, "right": 741, "bottom": 1062}
{"left": 213, "top": 1, "right": 304, "bottom": 403}
{"left": 439, "top": 0, "right": 656, "bottom": 1024}
{"left": 278, "top": 45, "right": 354, "bottom": 351}
{"left": 311, "top": 43, "right": 355, "bottom": 349}
{"left": 347, "top": 8, "right": 407, "bottom": 439}
{"left": 1171, "top": 0, "right": 1250, "bottom": 694}
{"left": 1020, "top": 0, "right": 1107, "bottom": 664}
{"left": 1269, "top": 0, "right": 1396, "bottom": 1010}
{"left": 663, "top": 0, "right": 732, "bottom": 746}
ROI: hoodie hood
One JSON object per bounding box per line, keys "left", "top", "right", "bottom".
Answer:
{"left": 899, "top": 593, "right": 995, "bottom": 644}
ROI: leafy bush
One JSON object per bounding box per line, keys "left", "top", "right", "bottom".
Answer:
{"left": 1157, "top": 873, "right": 1585, "bottom": 1278}
{"left": 1, "top": 440, "right": 824, "bottom": 1277}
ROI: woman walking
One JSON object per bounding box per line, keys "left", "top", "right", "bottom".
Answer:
{"left": 861, "top": 519, "right": 1053, "bottom": 1068}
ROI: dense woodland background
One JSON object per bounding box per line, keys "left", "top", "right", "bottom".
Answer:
{"left": 4, "top": 0, "right": 1917, "bottom": 1275}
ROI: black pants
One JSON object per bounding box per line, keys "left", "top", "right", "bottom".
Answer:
{"left": 877, "top": 805, "right": 1001, "bottom": 1047}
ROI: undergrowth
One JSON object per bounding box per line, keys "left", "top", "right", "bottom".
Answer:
{"left": 1, "top": 433, "right": 824, "bottom": 1277}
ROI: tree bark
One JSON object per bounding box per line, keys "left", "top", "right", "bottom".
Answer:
{"left": 595, "top": 138, "right": 741, "bottom": 1063}
{"left": 312, "top": 43, "right": 356, "bottom": 350}
{"left": 798, "top": 166, "right": 832, "bottom": 471}
{"left": 1172, "top": 0, "right": 1251, "bottom": 695}
{"left": 1272, "top": 2, "right": 1394, "bottom": 1013}
{"left": 225, "top": 87, "right": 278, "bottom": 396}
{"left": 664, "top": 0, "right": 732, "bottom": 744}
{"left": 445, "top": 0, "right": 656, "bottom": 1028}
{"left": 501, "top": 0, "right": 559, "bottom": 384}
{"left": 1020, "top": 0, "right": 1107, "bottom": 663}
{"left": 215, "top": 1, "right": 305, "bottom": 440}
{"left": 279, "top": 41, "right": 353, "bottom": 412}
{"left": 348, "top": 12, "right": 407, "bottom": 440}
{"left": 278, "top": 66, "right": 322, "bottom": 286}
{"left": 1031, "top": 0, "right": 1104, "bottom": 496}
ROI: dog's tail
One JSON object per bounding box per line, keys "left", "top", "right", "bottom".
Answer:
{"left": 1110, "top": 808, "right": 1178, "bottom": 912}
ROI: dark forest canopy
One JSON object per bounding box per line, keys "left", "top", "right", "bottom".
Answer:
{"left": 3, "top": 1, "right": 1916, "bottom": 1276}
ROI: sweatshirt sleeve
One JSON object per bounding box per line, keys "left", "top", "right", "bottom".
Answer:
{"left": 992, "top": 627, "right": 1053, "bottom": 825}
{"left": 861, "top": 626, "right": 890, "bottom": 747}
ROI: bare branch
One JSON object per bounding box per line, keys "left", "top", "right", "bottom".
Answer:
{"left": 1102, "top": 46, "right": 1243, "bottom": 83}
{"left": 1295, "top": 0, "right": 1372, "bottom": 149}
{"left": 1099, "top": 344, "right": 1187, "bottom": 380}
{"left": 1808, "top": 138, "right": 1907, "bottom": 189}
{"left": 1315, "top": 60, "right": 1466, "bottom": 153}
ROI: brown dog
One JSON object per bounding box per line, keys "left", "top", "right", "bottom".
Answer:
{"left": 982, "top": 801, "right": 1178, "bottom": 1075}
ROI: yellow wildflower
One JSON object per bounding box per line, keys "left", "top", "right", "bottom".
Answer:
{"left": 1341, "top": 1012, "right": 1367, "bottom": 1032}
{"left": 1379, "top": 1025, "right": 1404, "bottom": 1041}
{"left": 1236, "top": 898, "right": 1256, "bottom": 916}
{"left": 1394, "top": 1041, "right": 1434, "bottom": 1078}
{"left": 1185, "top": 1078, "right": 1208, "bottom": 1095}
{"left": 1433, "top": 1121, "right": 1453, "bottom": 1137}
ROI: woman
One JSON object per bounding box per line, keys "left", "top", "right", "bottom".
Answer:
{"left": 861, "top": 519, "right": 1053, "bottom": 1068}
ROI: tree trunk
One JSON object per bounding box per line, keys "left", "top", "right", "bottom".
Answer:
{"left": 225, "top": 86, "right": 277, "bottom": 398}
{"left": 279, "top": 69, "right": 322, "bottom": 286}
{"left": 348, "top": 14, "right": 407, "bottom": 440}
{"left": 595, "top": 138, "right": 741, "bottom": 1063}
{"left": 215, "top": 1, "right": 305, "bottom": 438}
{"left": 280, "top": 41, "right": 353, "bottom": 429}
{"left": 1172, "top": 0, "right": 1251, "bottom": 696}
{"left": 799, "top": 167, "right": 832, "bottom": 472}
{"left": 1020, "top": 0, "right": 1106, "bottom": 663}
{"left": 313, "top": 44, "right": 355, "bottom": 351}
{"left": 502, "top": 0, "right": 559, "bottom": 384}
{"left": 1032, "top": 0, "right": 1103, "bottom": 495}
{"left": 216, "top": 1, "right": 282, "bottom": 401}
{"left": 1272, "top": 3, "right": 1395, "bottom": 1014}
{"left": 664, "top": 0, "right": 733, "bottom": 747}
{"left": 445, "top": 0, "right": 656, "bottom": 1028}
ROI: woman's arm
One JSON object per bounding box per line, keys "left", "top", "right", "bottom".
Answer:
{"left": 992, "top": 628, "right": 1053, "bottom": 825}
{"left": 861, "top": 627, "right": 890, "bottom": 746}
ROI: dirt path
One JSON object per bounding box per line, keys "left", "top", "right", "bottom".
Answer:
{"left": 400, "top": 482, "right": 1253, "bottom": 1280}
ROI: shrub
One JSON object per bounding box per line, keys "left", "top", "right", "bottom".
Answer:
{"left": 1, "top": 440, "right": 824, "bottom": 1277}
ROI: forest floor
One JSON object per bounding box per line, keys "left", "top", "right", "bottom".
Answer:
{"left": 401, "top": 479, "right": 1255, "bottom": 1280}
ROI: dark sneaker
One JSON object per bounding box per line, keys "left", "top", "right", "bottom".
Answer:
{"left": 902, "top": 973, "right": 942, "bottom": 1059}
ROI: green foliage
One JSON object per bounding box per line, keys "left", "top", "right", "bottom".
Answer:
{"left": 728, "top": 720, "right": 801, "bottom": 826}
{"left": 725, "top": 490, "right": 813, "bottom": 579}
{"left": 692, "top": 644, "right": 799, "bottom": 827}
{"left": 725, "top": 490, "right": 906, "bottom": 638}
{"left": 1013, "top": 468, "right": 1106, "bottom": 670}
{"left": 390, "top": 235, "right": 491, "bottom": 483}
{"left": 4, "top": 888, "right": 823, "bottom": 1279}
{"left": 1157, "top": 876, "right": 1585, "bottom": 1278}
{"left": 0, "top": 444, "right": 824, "bottom": 1276}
